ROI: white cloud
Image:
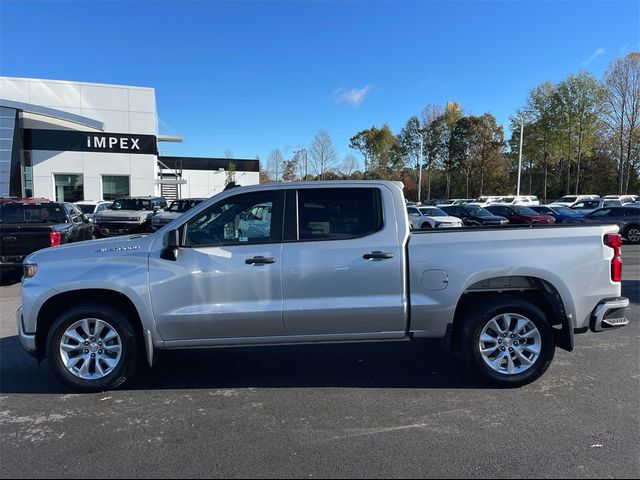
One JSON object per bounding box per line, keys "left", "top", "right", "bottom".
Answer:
{"left": 581, "top": 48, "right": 606, "bottom": 66}
{"left": 334, "top": 85, "right": 372, "bottom": 106}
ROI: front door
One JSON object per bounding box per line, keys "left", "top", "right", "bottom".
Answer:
{"left": 149, "top": 190, "right": 286, "bottom": 341}
{"left": 281, "top": 186, "right": 406, "bottom": 337}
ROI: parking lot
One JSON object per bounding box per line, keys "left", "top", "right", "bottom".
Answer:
{"left": 0, "top": 246, "right": 638, "bottom": 479}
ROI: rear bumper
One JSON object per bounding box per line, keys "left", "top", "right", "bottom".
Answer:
{"left": 16, "top": 306, "right": 37, "bottom": 357}
{"left": 590, "top": 297, "right": 630, "bottom": 332}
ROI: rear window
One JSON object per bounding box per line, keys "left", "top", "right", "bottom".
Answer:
{"left": 77, "top": 204, "right": 96, "bottom": 214}
{"left": 0, "top": 203, "right": 68, "bottom": 224}
{"left": 297, "top": 188, "right": 383, "bottom": 241}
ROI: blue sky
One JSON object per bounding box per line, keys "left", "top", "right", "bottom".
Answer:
{"left": 1, "top": 0, "right": 639, "bottom": 169}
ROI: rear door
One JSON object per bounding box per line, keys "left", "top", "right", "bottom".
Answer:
{"left": 281, "top": 186, "right": 406, "bottom": 337}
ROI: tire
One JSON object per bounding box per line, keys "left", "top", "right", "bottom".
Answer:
{"left": 421, "top": 222, "right": 432, "bottom": 229}
{"left": 460, "top": 297, "right": 555, "bottom": 387}
{"left": 624, "top": 224, "right": 640, "bottom": 244}
{"left": 46, "top": 304, "right": 138, "bottom": 392}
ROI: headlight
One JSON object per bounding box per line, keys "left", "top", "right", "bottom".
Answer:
{"left": 128, "top": 217, "right": 142, "bottom": 221}
{"left": 23, "top": 263, "right": 38, "bottom": 279}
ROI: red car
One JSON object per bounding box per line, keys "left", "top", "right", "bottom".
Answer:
{"left": 486, "top": 205, "right": 556, "bottom": 225}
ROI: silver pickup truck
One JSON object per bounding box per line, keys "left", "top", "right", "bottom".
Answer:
{"left": 17, "top": 181, "right": 629, "bottom": 392}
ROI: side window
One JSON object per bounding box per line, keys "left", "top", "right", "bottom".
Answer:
{"left": 297, "top": 188, "right": 383, "bottom": 241}
{"left": 590, "top": 209, "right": 611, "bottom": 218}
{"left": 407, "top": 207, "right": 420, "bottom": 216}
{"left": 71, "top": 205, "right": 84, "bottom": 222}
{"left": 185, "top": 191, "right": 280, "bottom": 247}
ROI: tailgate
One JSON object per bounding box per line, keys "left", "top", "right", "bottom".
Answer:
{"left": 0, "top": 225, "right": 52, "bottom": 258}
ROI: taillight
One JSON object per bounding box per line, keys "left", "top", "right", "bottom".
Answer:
{"left": 604, "top": 233, "right": 622, "bottom": 282}
{"left": 50, "top": 232, "right": 61, "bottom": 247}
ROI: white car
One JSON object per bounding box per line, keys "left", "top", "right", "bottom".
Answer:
{"left": 553, "top": 195, "right": 600, "bottom": 207}
{"left": 492, "top": 196, "right": 540, "bottom": 206}
{"left": 407, "top": 206, "right": 463, "bottom": 229}
{"left": 603, "top": 195, "right": 636, "bottom": 205}
{"left": 74, "top": 201, "right": 113, "bottom": 222}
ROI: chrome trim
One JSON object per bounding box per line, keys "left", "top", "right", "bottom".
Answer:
{"left": 591, "top": 297, "right": 630, "bottom": 332}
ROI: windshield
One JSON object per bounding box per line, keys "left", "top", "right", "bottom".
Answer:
{"left": 551, "top": 206, "right": 575, "bottom": 214}
{"left": 111, "top": 199, "right": 151, "bottom": 211}
{"left": 557, "top": 196, "right": 577, "bottom": 203}
{"left": 77, "top": 204, "right": 96, "bottom": 214}
{"left": 0, "top": 203, "right": 68, "bottom": 224}
{"left": 419, "top": 207, "right": 447, "bottom": 217}
{"left": 515, "top": 206, "right": 538, "bottom": 215}
{"left": 464, "top": 205, "right": 493, "bottom": 217}
{"left": 168, "top": 199, "right": 203, "bottom": 213}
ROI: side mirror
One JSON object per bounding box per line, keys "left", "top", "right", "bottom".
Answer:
{"left": 160, "top": 229, "right": 180, "bottom": 261}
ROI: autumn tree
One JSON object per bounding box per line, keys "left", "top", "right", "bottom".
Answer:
{"left": 309, "top": 129, "right": 338, "bottom": 180}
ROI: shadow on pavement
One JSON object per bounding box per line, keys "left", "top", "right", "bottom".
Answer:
{"left": 622, "top": 280, "right": 640, "bottom": 305}
{"left": 0, "top": 335, "right": 482, "bottom": 394}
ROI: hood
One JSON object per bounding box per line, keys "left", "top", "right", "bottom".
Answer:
{"left": 26, "top": 234, "right": 155, "bottom": 264}
{"left": 430, "top": 215, "right": 463, "bottom": 223}
{"left": 95, "top": 209, "right": 151, "bottom": 219}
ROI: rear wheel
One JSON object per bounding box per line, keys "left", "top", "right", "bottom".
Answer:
{"left": 460, "top": 297, "right": 555, "bottom": 387}
{"left": 46, "top": 304, "right": 138, "bottom": 392}
{"left": 421, "top": 222, "right": 432, "bottom": 229}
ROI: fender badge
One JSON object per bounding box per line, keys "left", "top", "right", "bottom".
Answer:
{"left": 96, "top": 246, "right": 141, "bottom": 253}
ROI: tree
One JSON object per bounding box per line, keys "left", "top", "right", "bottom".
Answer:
{"left": 421, "top": 105, "right": 445, "bottom": 200}
{"left": 341, "top": 154, "right": 359, "bottom": 177}
{"left": 224, "top": 148, "right": 234, "bottom": 159}
{"left": 225, "top": 162, "right": 236, "bottom": 186}
{"left": 309, "top": 129, "right": 338, "bottom": 180}
{"left": 602, "top": 52, "right": 640, "bottom": 194}
{"left": 349, "top": 125, "right": 402, "bottom": 179}
{"left": 267, "top": 149, "right": 284, "bottom": 182}
{"left": 556, "top": 72, "right": 603, "bottom": 194}
{"left": 282, "top": 157, "right": 299, "bottom": 182}
{"left": 398, "top": 116, "right": 423, "bottom": 175}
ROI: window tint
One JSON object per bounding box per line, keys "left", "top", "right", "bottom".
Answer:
{"left": 297, "top": 188, "right": 382, "bottom": 241}
{"left": 185, "top": 191, "right": 278, "bottom": 247}
{"left": 589, "top": 209, "right": 611, "bottom": 217}
{"left": 407, "top": 207, "right": 420, "bottom": 215}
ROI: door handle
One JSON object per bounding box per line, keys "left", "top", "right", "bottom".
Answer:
{"left": 363, "top": 251, "right": 394, "bottom": 260}
{"left": 245, "top": 256, "right": 277, "bottom": 265}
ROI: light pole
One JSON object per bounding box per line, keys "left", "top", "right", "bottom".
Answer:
{"left": 418, "top": 135, "right": 423, "bottom": 204}
{"left": 517, "top": 113, "right": 524, "bottom": 196}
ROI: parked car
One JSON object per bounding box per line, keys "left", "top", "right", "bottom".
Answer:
{"left": 493, "top": 196, "right": 540, "bottom": 206}
{"left": 473, "top": 196, "right": 503, "bottom": 206}
{"left": 75, "top": 201, "right": 113, "bottom": 224}
{"left": 485, "top": 205, "right": 556, "bottom": 224}
{"left": 570, "top": 199, "right": 623, "bottom": 213}
{"left": 17, "top": 181, "right": 629, "bottom": 392}
{"left": 406, "top": 206, "right": 463, "bottom": 229}
{"left": 0, "top": 201, "right": 93, "bottom": 273}
{"left": 152, "top": 198, "right": 206, "bottom": 231}
{"left": 436, "top": 199, "right": 475, "bottom": 207}
{"left": 603, "top": 195, "right": 636, "bottom": 205}
{"left": 93, "top": 196, "right": 167, "bottom": 237}
{"left": 530, "top": 205, "right": 585, "bottom": 223}
{"left": 552, "top": 194, "right": 600, "bottom": 207}
{"left": 572, "top": 206, "right": 640, "bottom": 243}
{"left": 440, "top": 205, "right": 509, "bottom": 227}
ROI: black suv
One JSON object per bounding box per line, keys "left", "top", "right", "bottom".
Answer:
{"left": 441, "top": 204, "right": 509, "bottom": 227}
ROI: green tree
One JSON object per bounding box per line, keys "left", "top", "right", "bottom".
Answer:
{"left": 349, "top": 125, "right": 403, "bottom": 179}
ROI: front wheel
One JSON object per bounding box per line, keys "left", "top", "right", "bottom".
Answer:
{"left": 460, "top": 297, "right": 555, "bottom": 387}
{"left": 46, "top": 304, "right": 138, "bottom": 392}
{"left": 421, "top": 222, "right": 432, "bottom": 229}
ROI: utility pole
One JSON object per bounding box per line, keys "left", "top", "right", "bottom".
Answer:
{"left": 517, "top": 113, "right": 524, "bottom": 196}
{"left": 418, "top": 135, "right": 423, "bottom": 203}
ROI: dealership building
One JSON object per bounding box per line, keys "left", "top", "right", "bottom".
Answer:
{"left": 0, "top": 76, "right": 259, "bottom": 202}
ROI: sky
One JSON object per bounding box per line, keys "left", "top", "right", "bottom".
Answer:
{"left": 1, "top": 0, "right": 639, "bottom": 170}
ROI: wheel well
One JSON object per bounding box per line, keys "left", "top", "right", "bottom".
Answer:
{"left": 447, "top": 277, "right": 573, "bottom": 354}
{"left": 35, "top": 289, "right": 144, "bottom": 361}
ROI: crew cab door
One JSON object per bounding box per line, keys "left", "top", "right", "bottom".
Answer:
{"left": 148, "top": 190, "right": 286, "bottom": 341}
{"left": 281, "top": 186, "right": 406, "bottom": 337}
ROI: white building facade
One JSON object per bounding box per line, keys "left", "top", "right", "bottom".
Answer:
{"left": 0, "top": 77, "right": 259, "bottom": 201}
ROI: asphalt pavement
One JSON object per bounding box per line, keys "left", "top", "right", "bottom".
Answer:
{"left": 1, "top": 247, "right": 639, "bottom": 478}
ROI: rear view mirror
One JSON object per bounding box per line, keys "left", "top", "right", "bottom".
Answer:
{"left": 160, "top": 229, "right": 180, "bottom": 261}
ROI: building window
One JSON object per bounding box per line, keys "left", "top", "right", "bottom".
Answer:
{"left": 102, "top": 175, "right": 130, "bottom": 201}
{"left": 54, "top": 174, "right": 84, "bottom": 202}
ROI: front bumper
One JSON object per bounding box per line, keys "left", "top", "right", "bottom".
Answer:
{"left": 16, "top": 306, "right": 37, "bottom": 357}
{"left": 97, "top": 222, "right": 146, "bottom": 236}
{"left": 590, "top": 297, "right": 630, "bottom": 332}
